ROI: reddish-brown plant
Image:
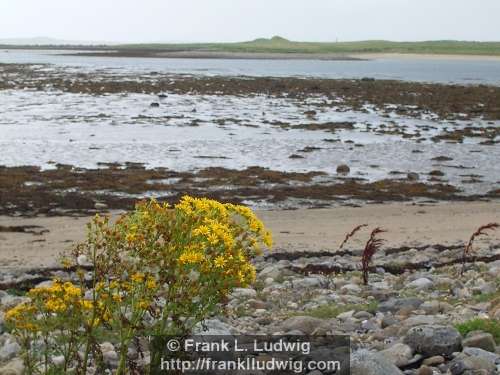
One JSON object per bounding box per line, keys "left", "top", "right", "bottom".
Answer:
{"left": 339, "top": 224, "right": 368, "bottom": 250}
{"left": 461, "top": 223, "right": 499, "bottom": 276}
{"left": 361, "top": 227, "right": 387, "bottom": 285}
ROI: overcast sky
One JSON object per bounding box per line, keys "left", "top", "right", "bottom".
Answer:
{"left": 0, "top": 0, "right": 499, "bottom": 43}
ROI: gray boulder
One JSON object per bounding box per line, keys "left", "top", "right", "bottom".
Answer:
{"left": 0, "top": 358, "right": 24, "bottom": 375}
{"left": 230, "top": 288, "right": 257, "bottom": 299}
{"left": 462, "top": 331, "right": 496, "bottom": 353}
{"left": 404, "top": 325, "right": 462, "bottom": 358}
{"left": 407, "top": 278, "right": 434, "bottom": 290}
{"left": 380, "top": 343, "right": 414, "bottom": 367}
{"left": 351, "top": 350, "right": 403, "bottom": 375}
{"left": 280, "top": 316, "right": 325, "bottom": 335}
{"left": 0, "top": 340, "right": 21, "bottom": 362}
{"left": 379, "top": 298, "right": 423, "bottom": 314}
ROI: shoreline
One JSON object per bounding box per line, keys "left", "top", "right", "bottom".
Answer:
{"left": 59, "top": 50, "right": 500, "bottom": 61}
{"left": 4, "top": 47, "right": 500, "bottom": 61}
{"left": 1, "top": 201, "right": 499, "bottom": 270}
{"left": 353, "top": 52, "right": 500, "bottom": 61}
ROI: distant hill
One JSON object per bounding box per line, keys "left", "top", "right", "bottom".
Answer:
{"left": 0, "top": 37, "right": 114, "bottom": 46}
{"left": 117, "top": 37, "right": 500, "bottom": 56}
{"left": 2, "top": 36, "right": 500, "bottom": 56}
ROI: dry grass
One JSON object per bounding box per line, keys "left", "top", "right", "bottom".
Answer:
{"left": 461, "top": 223, "right": 499, "bottom": 275}
{"left": 361, "top": 228, "right": 387, "bottom": 285}
{"left": 339, "top": 224, "right": 368, "bottom": 250}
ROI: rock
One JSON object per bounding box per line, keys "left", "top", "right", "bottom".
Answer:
{"left": 0, "top": 295, "right": 30, "bottom": 310}
{"left": 336, "top": 164, "right": 350, "bottom": 174}
{"left": 473, "top": 282, "right": 496, "bottom": 295}
{"left": 398, "top": 315, "right": 446, "bottom": 335}
{"left": 280, "top": 316, "right": 325, "bottom": 335}
{"left": 353, "top": 311, "right": 373, "bottom": 320}
{"left": 94, "top": 202, "right": 108, "bottom": 210}
{"left": 379, "top": 298, "right": 423, "bottom": 314}
{"left": 420, "top": 301, "right": 440, "bottom": 315}
{"left": 51, "top": 355, "right": 65, "bottom": 366}
{"left": 407, "top": 278, "right": 434, "bottom": 290}
{"left": 381, "top": 315, "right": 398, "bottom": 328}
{"left": 100, "top": 342, "right": 118, "bottom": 367}
{"left": 293, "top": 277, "right": 323, "bottom": 289}
{"left": 449, "top": 354, "right": 496, "bottom": 374}
{"left": 258, "top": 265, "right": 282, "bottom": 280}
{"left": 336, "top": 310, "right": 355, "bottom": 321}
{"left": 420, "top": 300, "right": 453, "bottom": 315}
{"left": 404, "top": 325, "right": 462, "bottom": 357}
{"left": 407, "top": 172, "right": 420, "bottom": 181}
{"left": 380, "top": 343, "right": 414, "bottom": 367}
{"left": 340, "top": 283, "right": 361, "bottom": 294}
{"left": 0, "top": 340, "right": 21, "bottom": 362}
{"left": 0, "top": 358, "right": 24, "bottom": 375}
{"left": 416, "top": 365, "right": 433, "bottom": 375}
{"left": 462, "top": 332, "right": 496, "bottom": 353}
{"left": 246, "top": 299, "right": 267, "bottom": 310}
{"left": 230, "top": 288, "right": 257, "bottom": 299}
{"left": 462, "top": 347, "right": 499, "bottom": 364}
{"left": 422, "top": 355, "right": 445, "bottom": 366}
{"left": 150, "top": 102, "right": 160, "bottom": 107}
{"left": 429, "top": 170, "right": 445, "bottom": 177}
{"left": 77, "top": 254, "right": 91, "bottom": 266}
{"left": 361, "top": 319, "right": 380, "bottom": 332}
{"left": 351, "top": 350, "right": 404, "bottom": 375}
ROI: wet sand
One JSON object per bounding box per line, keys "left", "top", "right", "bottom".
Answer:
{"left": 354, "top": 53, "right": 500, "bottom": 61}
{"left": 64, "top": 50, "right": 500, "bottom": 61}
{"left": 1, "top": 201, "right": 498, "bottom": 270}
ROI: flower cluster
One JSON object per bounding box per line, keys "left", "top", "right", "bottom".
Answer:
{"left": 5, "top": 196, "right": 272, "bottom": 374}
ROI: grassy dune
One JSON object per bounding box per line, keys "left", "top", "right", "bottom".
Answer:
{"left": 118, "top": 36, "right": 500, "bottom": 56}
{"left": 2, "top": 36, "right": 500, "bottom": 56}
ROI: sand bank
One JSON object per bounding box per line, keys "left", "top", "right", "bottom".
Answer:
{"left": 1, "top": 201, "right": 498, "bottom": 270}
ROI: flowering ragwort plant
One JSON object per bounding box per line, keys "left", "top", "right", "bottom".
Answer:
{"left": 5, "top": 196, "right": 272, "bottom": 374}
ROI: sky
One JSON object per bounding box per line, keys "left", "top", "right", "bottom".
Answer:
{"left": 0, "top": 0, "right": 499, "bottom": 43}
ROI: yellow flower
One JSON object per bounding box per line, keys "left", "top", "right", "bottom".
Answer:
{"left": 109, "top": 280, "right": 120, "bottom": 289}
{"left": 146, "top": 277, "right": 157, "bottom": 290}
{"left": 207, "top": 233, "right": 219, "bottom": 246}
{"left": 136, "top": 300, "right": 150, "bottom": 310}
{"left": 263, "top": 231, "right": 273, "bottom": 248}
{"left": 81, "top": 300, "right": 93, "bottom": 310}
{"left": 45, "top": 298, "right": 67, "bottom": 312}
{"left": 193, "top": 225, "right": 210, "bottom": 237}
{"left": 214, "top": 256, "right": 227, "bottom": 269}
{"left": 131, "top": 272, "right": 145, "bottom": 283}
{"left": 179, "top": 250, "right": 204, "bottom": 265}
{"left": 5, "top": 303, "right": 35, "bottom": 322}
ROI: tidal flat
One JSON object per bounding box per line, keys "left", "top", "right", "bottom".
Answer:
{"left": 0, "top": 62, "right": 499, "bottom": 215}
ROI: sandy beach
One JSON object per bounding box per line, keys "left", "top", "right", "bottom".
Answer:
{"left": 1, "top": 201, "right": 498, "bottom": 270}
{"left": 353, "top": 53, "right": 500, "bottom": 61}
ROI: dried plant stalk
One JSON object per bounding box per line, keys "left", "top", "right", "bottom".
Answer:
{"left": 339, "top": 224, "right": 368, "bottom": 249}
{"left": 461, "top": 223, "right": 499, "bottom": 276}
{"left": 361, "top": 228, "right": 386, "bottom": 285}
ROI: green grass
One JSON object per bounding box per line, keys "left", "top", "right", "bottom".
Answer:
{"left": 455, "top": 319, "right": 500, "bottom": 343}
{"left": 3, "top": 36, "right": 500, "bottom": 56}
{"left": 117, "top": 36, "right": 500, "bottom": 56}
{"left": 473, "top": 290, "right": 500, "bottom": 303}
{"left": 298, "top": 301, "right": 379, "bottom": 319}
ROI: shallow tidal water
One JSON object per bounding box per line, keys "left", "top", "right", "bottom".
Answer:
{"left": 0, "top": 86, "right": 499, "bottom": 197}
{"left": 2, "top": 49, "right": 500, "bottom": 85}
